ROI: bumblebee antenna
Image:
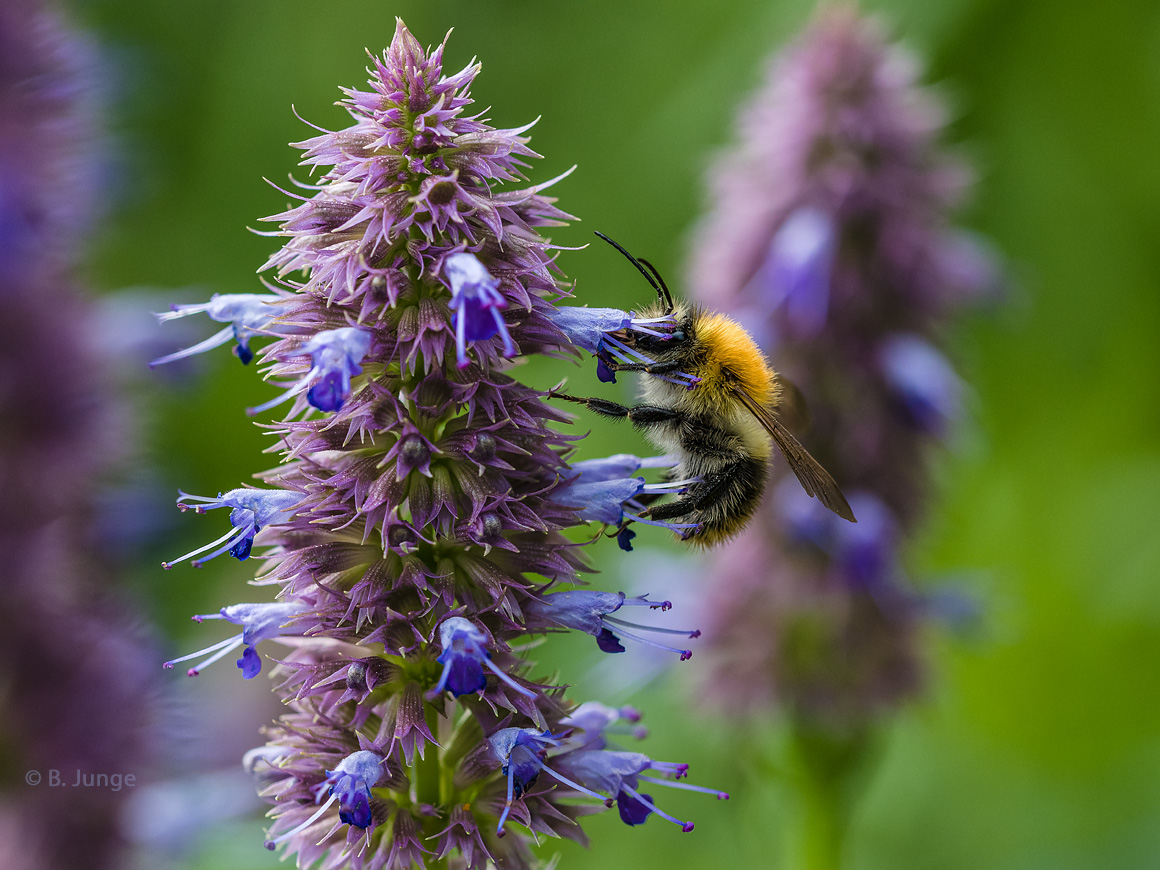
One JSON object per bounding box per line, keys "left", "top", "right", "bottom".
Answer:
{"left": 636, "top": 257, "right": 674, "bottom": 312}
{"left": 594, "top": 231, "right": 672, "bottom": 312}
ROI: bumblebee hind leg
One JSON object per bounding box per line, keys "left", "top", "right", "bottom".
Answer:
{"left": 640, "top": 463, "right": 743, "bottom": 522}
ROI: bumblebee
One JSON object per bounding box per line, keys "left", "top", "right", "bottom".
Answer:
{"left": 554, "top": 233, "right": 855, "bottom": 547}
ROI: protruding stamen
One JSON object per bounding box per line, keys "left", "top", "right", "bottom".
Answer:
{"left": 162, "top": 634, "right": 245, "bottom": 676}
{"left": 620, "top": 784, "right": 694, "bottom": 832}
{"left": 639, "top": 775, "right": 730, "bottom": 800}
{"left": 264, "top": 792, "right": 338, "bottom": 850}
{"left": 541, "top": 763, "right": 615, "bottom": 803}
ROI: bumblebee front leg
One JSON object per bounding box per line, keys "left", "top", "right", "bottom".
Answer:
{"left": 549, "top": 392, "right": 683, "bottom": 426}
{"left": 599, "top": 359, "right": 687, "bottom": 376}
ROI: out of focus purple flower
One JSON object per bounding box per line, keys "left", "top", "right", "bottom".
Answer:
{"left": 759, "top": 205, "right": 836, "bottom": 338}
{"left": 878, "top": 333, "right": 964, "bottom": 434}
{"left": 689, "top": 7, "right": 997, "bottom": 726}
{"left": 560, "top": 701, "right": 647, "bottom": 748}
{"left": 0, "top": 4, "right": 156, "bottom": 870}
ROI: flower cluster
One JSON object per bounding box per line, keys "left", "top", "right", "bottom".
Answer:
{"left": 0, "top": 3, "right": 156, "bottom": 870}
{"left": 687, "top": 8, "right": 996, "bottom": 723}
{"left": 156, "top": 21, "right": 726, "bottom": 869}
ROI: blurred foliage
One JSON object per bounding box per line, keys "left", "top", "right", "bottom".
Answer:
{"left": 72, "top": 0, "right": 1160, "bottom": 867}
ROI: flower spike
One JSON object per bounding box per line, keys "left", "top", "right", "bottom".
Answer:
{"left": 156, "top": 21, "right": 731, "bottom": 867}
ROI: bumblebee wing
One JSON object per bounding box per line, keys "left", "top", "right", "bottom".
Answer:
{"left": 773, "top": 375, "right": 812, "bottom": 433}
{"left": 730, "top": 385, "right": 857, "bottom": 522}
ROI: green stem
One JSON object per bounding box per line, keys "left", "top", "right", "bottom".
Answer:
{"left": 413, "top": 701, "right": 443, "bottom": 807}
{"left": 794, "top": 764, "right": 845, "bottom": 870}
{"left": 785, "top": 718, "right": 878, "bottom": 870}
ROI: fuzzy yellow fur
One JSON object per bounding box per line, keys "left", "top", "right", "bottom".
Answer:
{"left": 693, "top": 313, "right": 779, "bottom": 408}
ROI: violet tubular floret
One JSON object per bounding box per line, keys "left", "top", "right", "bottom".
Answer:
{"left": 525, "top": 590, "right": 699, "bottom": 660}
{"left": 264, "top": 750, "right": 386, "bottom": 850}
{"left": 559, "top": 701, "right": 648, "bottom": 749}
{"left": 544, "top": 305, "right": 699, "bottom": 387}
{"left": 758, "top": 205, "right": 836, "bottom": 338}
{"left": 487, "top": 727, "right": 553, "bottom": 836}
{"left": 554, "top": 475, "right": 701, "bottom": 546}
{"left": 488, "top": 728, "right": 610, "bottom": 836}
{"left": 246, "top": 326, "right": 373, "bottom": 416}
{"left": 430, "top": 616, "right": 535, "bottom": 699}
{"left": 163, "top": 600, "right": 309, "bottom": 678}
{"left": 150, "top": 293, "right": 291, "bottom": 367}
{"left": 550, "top": 749, "right": 728, "bottom": 832}
{"left": 162, "top": 488, "right": 300, "bottom": 569}
{"left": 444, "top": 252, "right": 516, "bottom": 369}
{"left": 565, "top": 453, "right": 677, "bottom": 484}
{"left": 878, "top": 333, "right": 964, "bottom": 435}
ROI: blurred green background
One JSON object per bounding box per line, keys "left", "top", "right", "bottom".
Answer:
{"left": 73, "top": 0, "right": 1160, "bottom": 867}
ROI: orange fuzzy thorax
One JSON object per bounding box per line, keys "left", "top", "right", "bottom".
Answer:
{"left": 692, "top": 313, "right": 780, "bottom": 409}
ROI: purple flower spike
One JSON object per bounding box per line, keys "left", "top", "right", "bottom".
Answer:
{"left": 162, "top": 488, "right": 299, "bottom": 568}
{"left": 688, "top": 7, "right": 1000, "bottom": 727}
{"left": 247, "top": 326, "right": 372, "bottom": 415}
{"left": 163, "top": 600, "right": 309, "bottom": 678}
{"left": 525, "top": 590, "right": 698, "bottom": 660}
{"left": 431, "top": 616, "right": 535, "bottom": 699}
{"left": 150, "top": 293, "right": 291, "bottom": 367}
{"left": 444, "top": 252, "right": 515, "bottom": 368}
{"left": 155, "top": 22, "right": 731, "bottom": 865}
{"left": 761, "top": 206, "right": 835, "bottom": 337}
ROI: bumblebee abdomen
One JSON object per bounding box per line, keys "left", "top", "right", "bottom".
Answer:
{"left": 676, "top": 453, "right": 768, "bottom": 548}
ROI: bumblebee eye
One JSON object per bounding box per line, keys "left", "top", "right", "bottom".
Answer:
{"left": 669, "top": 330, "right": 686, "bottom": 342}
